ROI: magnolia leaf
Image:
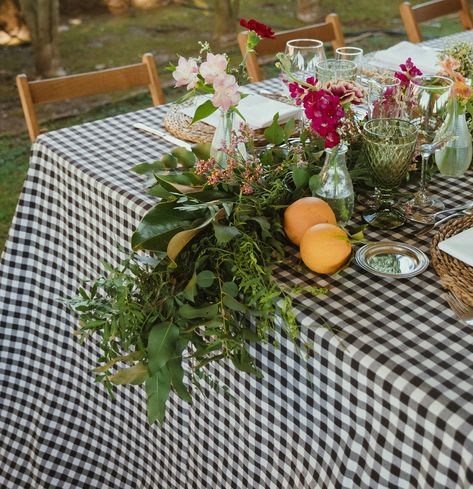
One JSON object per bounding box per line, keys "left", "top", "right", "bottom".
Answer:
{"left": 146, "top": 367, "right": 172, "bottom": 424}
{"left": 171, "top": 148, "right": 197, "bottom": 169}
{"left": 132, "top": 160, "right": 165, "bottom": 174}
{"left": 196, "top": 270, "right": 215, "bottom": 288}
{"left": 148, "top": 322, "right": 180, "bottom": 374}
{"left": 249, "top": 216, "right": 271, "bottom": 239}
{"left": 264, "top": 113, "right": 285, "bottom": 145}
{"left": 192, "top": 100, "right": 218, "bottom": 124}
{"left": 161, "top": 154, "right": 178, "bottom": 169}
{"left": 167, "top": 215, "right": 214, "bottom": 262}
{"left": 108, "top": 363, "right": 149, "bottom": 385}
{"left": 131, "top": 201, "right": 207, "bottom": 252}
{"left": 213, "top": 223, "right": 241, "bottom": 245}
{"left": 147, "top": 185, "right": 171, "bottom": 198}
{"left": 93, "top": 351, "right": 145, "bottom": 373}
{"left": 168, "top": 357, "right": 192, "bottom": 403}
{"left": 191, "top": 142, "right": 211, "bottom": 160}
{"left": 222, "top": 281, "right": 239, "bottom": 298}
{"left": 292, "top": 166, "right": 310, "bottom": 189}
{"left": 155, "top": 174, "right": 203, "bottom": 195}
{"left": 182, "top": 271, "right": 197, "bottom": 302}
{"left": 179, "top": 303, "right": 219, "bottom": 320}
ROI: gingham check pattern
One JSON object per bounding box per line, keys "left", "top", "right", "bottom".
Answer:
{"left": 1, "top": 33, "right": 473, "bottom": 489}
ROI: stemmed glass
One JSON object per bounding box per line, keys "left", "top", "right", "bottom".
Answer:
{"left": 403, "top": 75, "right": 454, "bottom": 221}
{"left": 366, "top": 76, "right": 403, "bottom": 119}
{"left": 283, "top": 39, "right": 326, "bottom": 87}
{"left": 335, "top": 47, "right": 364, "bottom": 67}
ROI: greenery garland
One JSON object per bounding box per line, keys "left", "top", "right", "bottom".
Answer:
{"left": 69, "top": 117, "right": 371, "bottom": 424}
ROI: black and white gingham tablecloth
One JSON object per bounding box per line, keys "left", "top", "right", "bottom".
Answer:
{"left": 1, "top": 33, "right": 473, "bottom": 489}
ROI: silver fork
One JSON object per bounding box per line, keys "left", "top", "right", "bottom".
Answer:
{"left": 445, "top": 292, "right": 473, "bottom": 325}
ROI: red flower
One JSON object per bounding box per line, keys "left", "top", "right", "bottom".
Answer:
{"left": 240, "top": 18, "right": 275, "bottom": 39}
{"left": 394, "top": 57, "right": 422, "bottom": 88}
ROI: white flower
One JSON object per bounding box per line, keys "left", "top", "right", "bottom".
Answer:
{"left": 172, "top": 56, "right": 199, "bottom": 90}
{"left": 200, "top": 53, "right": 228, "bottom": 84}
{"left": 212, "top": 74, "right": 241, "bottom": 111}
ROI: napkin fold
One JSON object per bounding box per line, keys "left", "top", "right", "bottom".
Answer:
{"left": 438, "top": 227, "right": 473, "bottom": 267}
{"left": 181, "top": 92, "right": 300, "bottom": 130}
{"left": 371, "top": 41, "right": 440, "bottom": 75}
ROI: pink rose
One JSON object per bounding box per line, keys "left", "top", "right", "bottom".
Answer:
{"left": 212, "top": 74, "right": 241, "bottom": 110}
{"left": 172, "top": 56, "right": 199, "bottom": 90}
{"left": 200, "top": 53, "right": 228, "bottom": 84}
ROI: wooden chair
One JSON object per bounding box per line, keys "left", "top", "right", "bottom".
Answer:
{"left": 400, "top": 0, "right": 473, "bottom": 43}
{"left": 237, "top": 13, "right": 345, "bottom": 83}
{"left": 16, "top": 53, "right": 165, "bottom": 142}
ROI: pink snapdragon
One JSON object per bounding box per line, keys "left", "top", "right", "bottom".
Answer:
{"left": 212, "top": 74, "right": 241, "bottom": 110}
{"left": 173, "top": 56, "right": 199, "bottom": 89}
{"left": 200, "top": 53, "right": 228, "bottom": 84}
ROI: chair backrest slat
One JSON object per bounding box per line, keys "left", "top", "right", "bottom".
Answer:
{"left": 237, "top": 13, "right": 345, "bottom": 83}
{"left": 16, "top": 53, "right": 165, "bottom": 142}
{"left": 400, "top": 0, "right": 473, "bottom": 43}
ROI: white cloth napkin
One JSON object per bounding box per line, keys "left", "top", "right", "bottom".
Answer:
{"left": 181, "top": 92, "right": 300, "bottom": 130}
{"left": 438, "top": 227, "right": 473, "bottom": 267}
{"left": 371, "top": 41, "right": 440, "bottom": 75}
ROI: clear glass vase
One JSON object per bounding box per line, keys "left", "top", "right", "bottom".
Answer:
{"left": 313, "top": 144, "right": 354, "bottom": 225}
{"left": 435, "top": 105, "right": 473, "bottom": 177}
{"left": 210, "top": 109, "right": 247, "bottom": 167}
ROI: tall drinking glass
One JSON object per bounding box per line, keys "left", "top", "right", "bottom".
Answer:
{"left": 403, "top": 75, "right": 453, "bottom": 220}
{"left": 362, "top": 119, "right": 418, "bottom": 229}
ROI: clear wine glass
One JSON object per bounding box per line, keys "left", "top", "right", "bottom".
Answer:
{"left": 335, "top": 47, "right": 364, "bottom": 66}
{"left": 366, "top": 75, "right": 403, "bottom": 119}
{"left": 282, "top": 39, "right": 326, "bottom": 88}
{"left": 403, "top": 75, "right": 454, "bottom": 221}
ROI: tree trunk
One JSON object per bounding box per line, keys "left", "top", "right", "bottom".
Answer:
{"left": 296, "top": 0, "right": 321, "bottom": 23}
{"left": 213, "top": 0, "right": 239, "bottom": 47}
{"left": 19, "top": 0, "right": 62, "bottom": 77}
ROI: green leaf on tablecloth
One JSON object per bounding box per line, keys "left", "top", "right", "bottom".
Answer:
{"left": 146, "top": 367, "right": 172, "bottom": 424}
{"left": 161, "top": 154, "right": 178, "bottom": 169}
{"left": 196, "top": 270, "right": 215, "bottom": 288}
{"left": 178, "top": 303, "right": 219, "bottom": 320}
{"left": 212, "top": 222, "right": 240, "bottom": 244}
{"left": 132, "top": 160, "right": 166, "bottom": 174}
{"left": 231, "top": 348, "right": 263, "bottom": 378}
{"left": 284, "top": 118, "right": 296, "bottom": 139}
{"left": 148, "top": 322, "right": 180, "bottom": 374}
{"left": 292, "top": 165, "right": 310, "bottom": 189}
{"left": 168, "top": 357, "right": 192, "bottom": 403}
{"left": 171, "top": 148, "right": 197, "bottom": 169}
{"left": 154, "top": 174, "right": 203, "bottom": 195}
{"left": 309, "top": 174, "right": 322, "bottom": 195}
{"left": 192, "top": 100, "right": 218, "bottom": 124}
{"left": 108, "top": 363, "right": 149, "bottom": 385}
{"left": 93, "top": 351, "right": 145, "bottom": 373}
{"left": 131, "top": 201, "right": 207, "bottom": 251}
{"left": 264, "top": 113, "right": 285, "bottom": 145}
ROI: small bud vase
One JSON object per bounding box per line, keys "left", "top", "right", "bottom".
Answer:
{"left": 312, "top": 144, "right": 354, "bottom": 225}
{"left": 210, "top": 109, "right": 247, "bottom": 168}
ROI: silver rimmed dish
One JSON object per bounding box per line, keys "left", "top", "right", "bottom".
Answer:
{"left": 355, "top": 241, "right": 429, "bottom": 278}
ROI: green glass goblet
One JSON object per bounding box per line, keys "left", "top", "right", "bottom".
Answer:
{"left": 362, "top": 118, "right": 418, "bottom": 229}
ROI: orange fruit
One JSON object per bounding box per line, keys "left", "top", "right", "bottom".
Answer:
{"left": 283, "top": 197, "right": 336, "bottom": 246}
{"left": 300, "top": 223, "right": 352, "bottom": 274}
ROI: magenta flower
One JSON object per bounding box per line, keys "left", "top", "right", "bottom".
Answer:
{"left": 394, "top": 57, "right": 422, "bottom": 88}
{"left": 323, "top": 80, "right": 364, "bottom": 105}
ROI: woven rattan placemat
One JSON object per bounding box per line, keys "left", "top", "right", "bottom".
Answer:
{"left": 430, "top": 214, "right": 473, "bottom": 307}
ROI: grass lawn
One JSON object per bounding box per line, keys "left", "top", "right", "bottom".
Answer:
{"left": 0, "top": 0, "right": 462, "bottom": 251}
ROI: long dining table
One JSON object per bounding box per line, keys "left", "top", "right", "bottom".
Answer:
{"left": 1, "top": 32, "right": 473, "bottom": 489}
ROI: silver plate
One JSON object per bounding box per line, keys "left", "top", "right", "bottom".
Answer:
{"left": 355, "top": 241, "right": 429, "bottom": 278}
